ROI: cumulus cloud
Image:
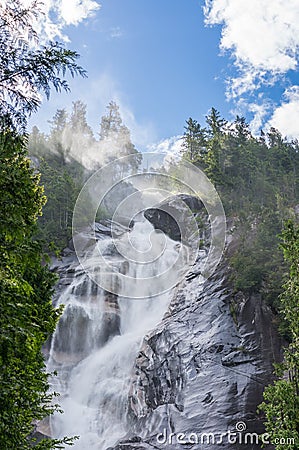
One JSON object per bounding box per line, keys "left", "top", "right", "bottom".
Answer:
{"left": 59, "top": 0, "right": 100, "bottom": 26}
{"left": 204, "top": 0, "right": 299, "bottom": 71}
{"left": 21, "top": 0, "right": 101, "bottom": 41}
{"left": 147, "top": 136, "right": 183, "bottom": 161}
{"left": 204, "top": 0, "right": 299, "bottom": 95}
{"left": 268, "top": 86, "right": 299, "bottom": 140}
{"left": 248, "top": 101, "right": 270, "bottom": 136}
{"left": 204, "top": 0, "right": 299, "bottom": 137}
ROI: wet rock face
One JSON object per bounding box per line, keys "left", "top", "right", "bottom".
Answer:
{"left": 144, "top": 208, "right": 181, "bottom": 242}
{"left": 47, "top": 211, "right": 282, "bottom": 450}
{"left": 97, "top": 292, "right": 121, "bottom": 346}
{"left": 129, "top": 329, "right": 185, "bottom": 418}
{"left": 110, "top": 255, "right": 283, "bottom": 450}
{"left": 144, "top": 194, "right": 209, "bottom": 245}
{"left": 53, "top": 304, "right": 92, "bottom": 355}
{"left": 48, "top": 223, "right": 126, "bottom": 365}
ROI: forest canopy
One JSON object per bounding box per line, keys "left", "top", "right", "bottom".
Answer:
{"left": 0, "top": 1, "right": 86, "bottom": 448}
{"left": 0, "top": 2, "right": 298, "bottom": 449}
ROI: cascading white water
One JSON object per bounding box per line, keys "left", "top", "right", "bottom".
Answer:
{"left": 47, "top": 218, "right": 182, "bottom": 449}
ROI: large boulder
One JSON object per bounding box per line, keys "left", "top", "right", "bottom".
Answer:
{"left": 144, "top": 194, "right": 210, "bottom": 246}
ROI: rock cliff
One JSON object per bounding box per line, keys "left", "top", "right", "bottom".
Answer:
{"left": 108, "top": 198, "right": 283, "bottom": 450}
{"left": 45, "top": 198, "right": 283, "bottom": 450}
{"left": 110, "top": 259, "right": 282, "bottom": 449}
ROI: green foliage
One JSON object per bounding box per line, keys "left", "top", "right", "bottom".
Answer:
{"left": 36, "top": 158, "right": 83, "bottom": 250}
{"left": 0, "top": 129, "right": 74, "bottom": 449}
{"left": 27, "top": 101, "right": 143, "bottom": 251}
{"left": 258, "top": 221, "right": 299, "bottom": 450}
{"left": 181, "top": 110, "right": 299, "bottom": 313}
{"left": 182, "top": 108, "right": 299, "bottom": 446}
{"left": 0, "top": 0, "right": 87, "bottom": 444}
{"left": 280, "top": 221, "right": 299, "bottom": 340}
{"left": 230, "top": 210, "right": 286, "bottom": 306}
{"left": 28, "top": 105, "right": 89, "bottom": 250}
{"left": 0, "top": 0, "right": 86, "bottom": 130}
{"left": 99, "top": 101, "right": 142, "bottom": 171}
{"left": 0, "top": 132, "right": 45, "bottom": 241}
{"left": 260, "top": 380, "right": 298, "bottom": 449}
{"left": 181, "top": 117, "right": 208, "bottom": 164}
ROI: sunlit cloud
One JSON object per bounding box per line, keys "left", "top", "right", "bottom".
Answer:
{"left": 204, "top": 0, "right": 299, "bottom": 135}
{"left": 248, "top": 101, "right": 270, "bottom": 136}
{"left": 59, "top": 0, "right": 100, "bottom": 26}
{"left": 204, "top": 0, "right": 299, "bottom": 91}
{"left": 21, "top": 0, "right": 101, "bottom": 41}
{"left": 268, "top": 86, "right": 299, "bottom": 140}
{"left": 147, "top": 136, "right": 183, "bottom": 156}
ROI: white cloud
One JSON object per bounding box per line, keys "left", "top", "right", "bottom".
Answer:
{"left": 205, "top": 0, "right": 299, "bottom": 72}
{"left": 21, "top": 0, "right": 101, "bottom": 41}
{"left": 226, "top": 69, "right": 271, "bottom": 99}
{"left": 204, "top": 0, "right": 299, "bottom": 137}
{"left": 147, "top": 136, "right": 183, "bottom": 156}
{"left": 204, "top": 0, "right": 299, "bottom": 95}
{"left": 59, "top": 0, "right": 100, "bottom": 26}
{"left": 248, "top": 101, "right": 270, "bottom": 136}
{"left": 268, "top": 86, "right": 299, "bottom": 140}
{"left": 145, "top": 136, "right": 183, "bottom": 171}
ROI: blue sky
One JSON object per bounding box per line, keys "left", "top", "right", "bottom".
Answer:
{"left": 29, "top": 0, "right": 299, "bottom": 150}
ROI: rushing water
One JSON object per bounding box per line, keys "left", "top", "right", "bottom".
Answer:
{"left": 47, "top": 218, "right": 182, "bottom": 449}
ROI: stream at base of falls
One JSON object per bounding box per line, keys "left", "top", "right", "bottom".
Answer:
{"left": 46, "top": 218, "right": 184, "bottom": 449}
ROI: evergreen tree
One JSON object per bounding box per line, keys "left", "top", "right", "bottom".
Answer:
{"left": 259, "top": 221, "right": 299, "bottom": 450}
{"left": 0, "top": 130, "right": 75, "bottom": 449}
{"left": 204, "top": 108, "right": 227, "bottom": 184}
{"left": 48, "top": 109, "right": 69, "bottom": 163}
{"left": 65, "top": 100, "right": 95, "bottom": 164}
{"left": 99, "top": 101, "right": 141, "bottom": 171}
{"left": 232, "top": 115, "right": 252, "bottom": 142}
{"left": 37, "top": 159, "right": 82, "bottom": 249}
{"left": 0, "top": 0, "right": 86, "bottom": 447}
{"left": 206, "top": 107, "right": 227, "bottom": 136}
{"left": 0, "top": 0, "right": 86, "bottom": 130}
{"left": 99, "top": 101, "right": 123, "bottom": 140}
{"left": 181, "top": 117, "right": 207, "bottom": 164}
{"left": 70, "top": 100, "right": 94, "bottom": 139}
{"left": 27, "top": 125, "right": 48, "bottom": 158}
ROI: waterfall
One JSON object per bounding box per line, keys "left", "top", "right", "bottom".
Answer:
{"left": 47, "top": 217, "right": 181, "bottom": 449}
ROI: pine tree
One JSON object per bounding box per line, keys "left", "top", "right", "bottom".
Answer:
{"left": 70, "top": 100, "right": 94, "bottom": 139}
{"left": 27, "top": 125, "right": 47, "bottom": 158}
{"left": 259, "top": 221, "right": 299, "bottom": 450}
{"left": 99, "top": 101, "right": 141, "bottom": 171}
{"left": 48, "top": 109, "right": 69, "bottom": 163}
{"left": 204, "top": 108, "right": 227, "bottom": 184}
{"left": 181, "top": 117, "right": 207, "bottom": 164}
{"left": 0, "top": 129, "right": 76, "bottom": 449}
{"left": 99, "top": 101, "right": 123, "bottom": 140}
{"left": 0, "top": 0, "right": 86, "bottom": 131}
{"left": 206, "top": 107, "right": 227, "bottom": 136}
